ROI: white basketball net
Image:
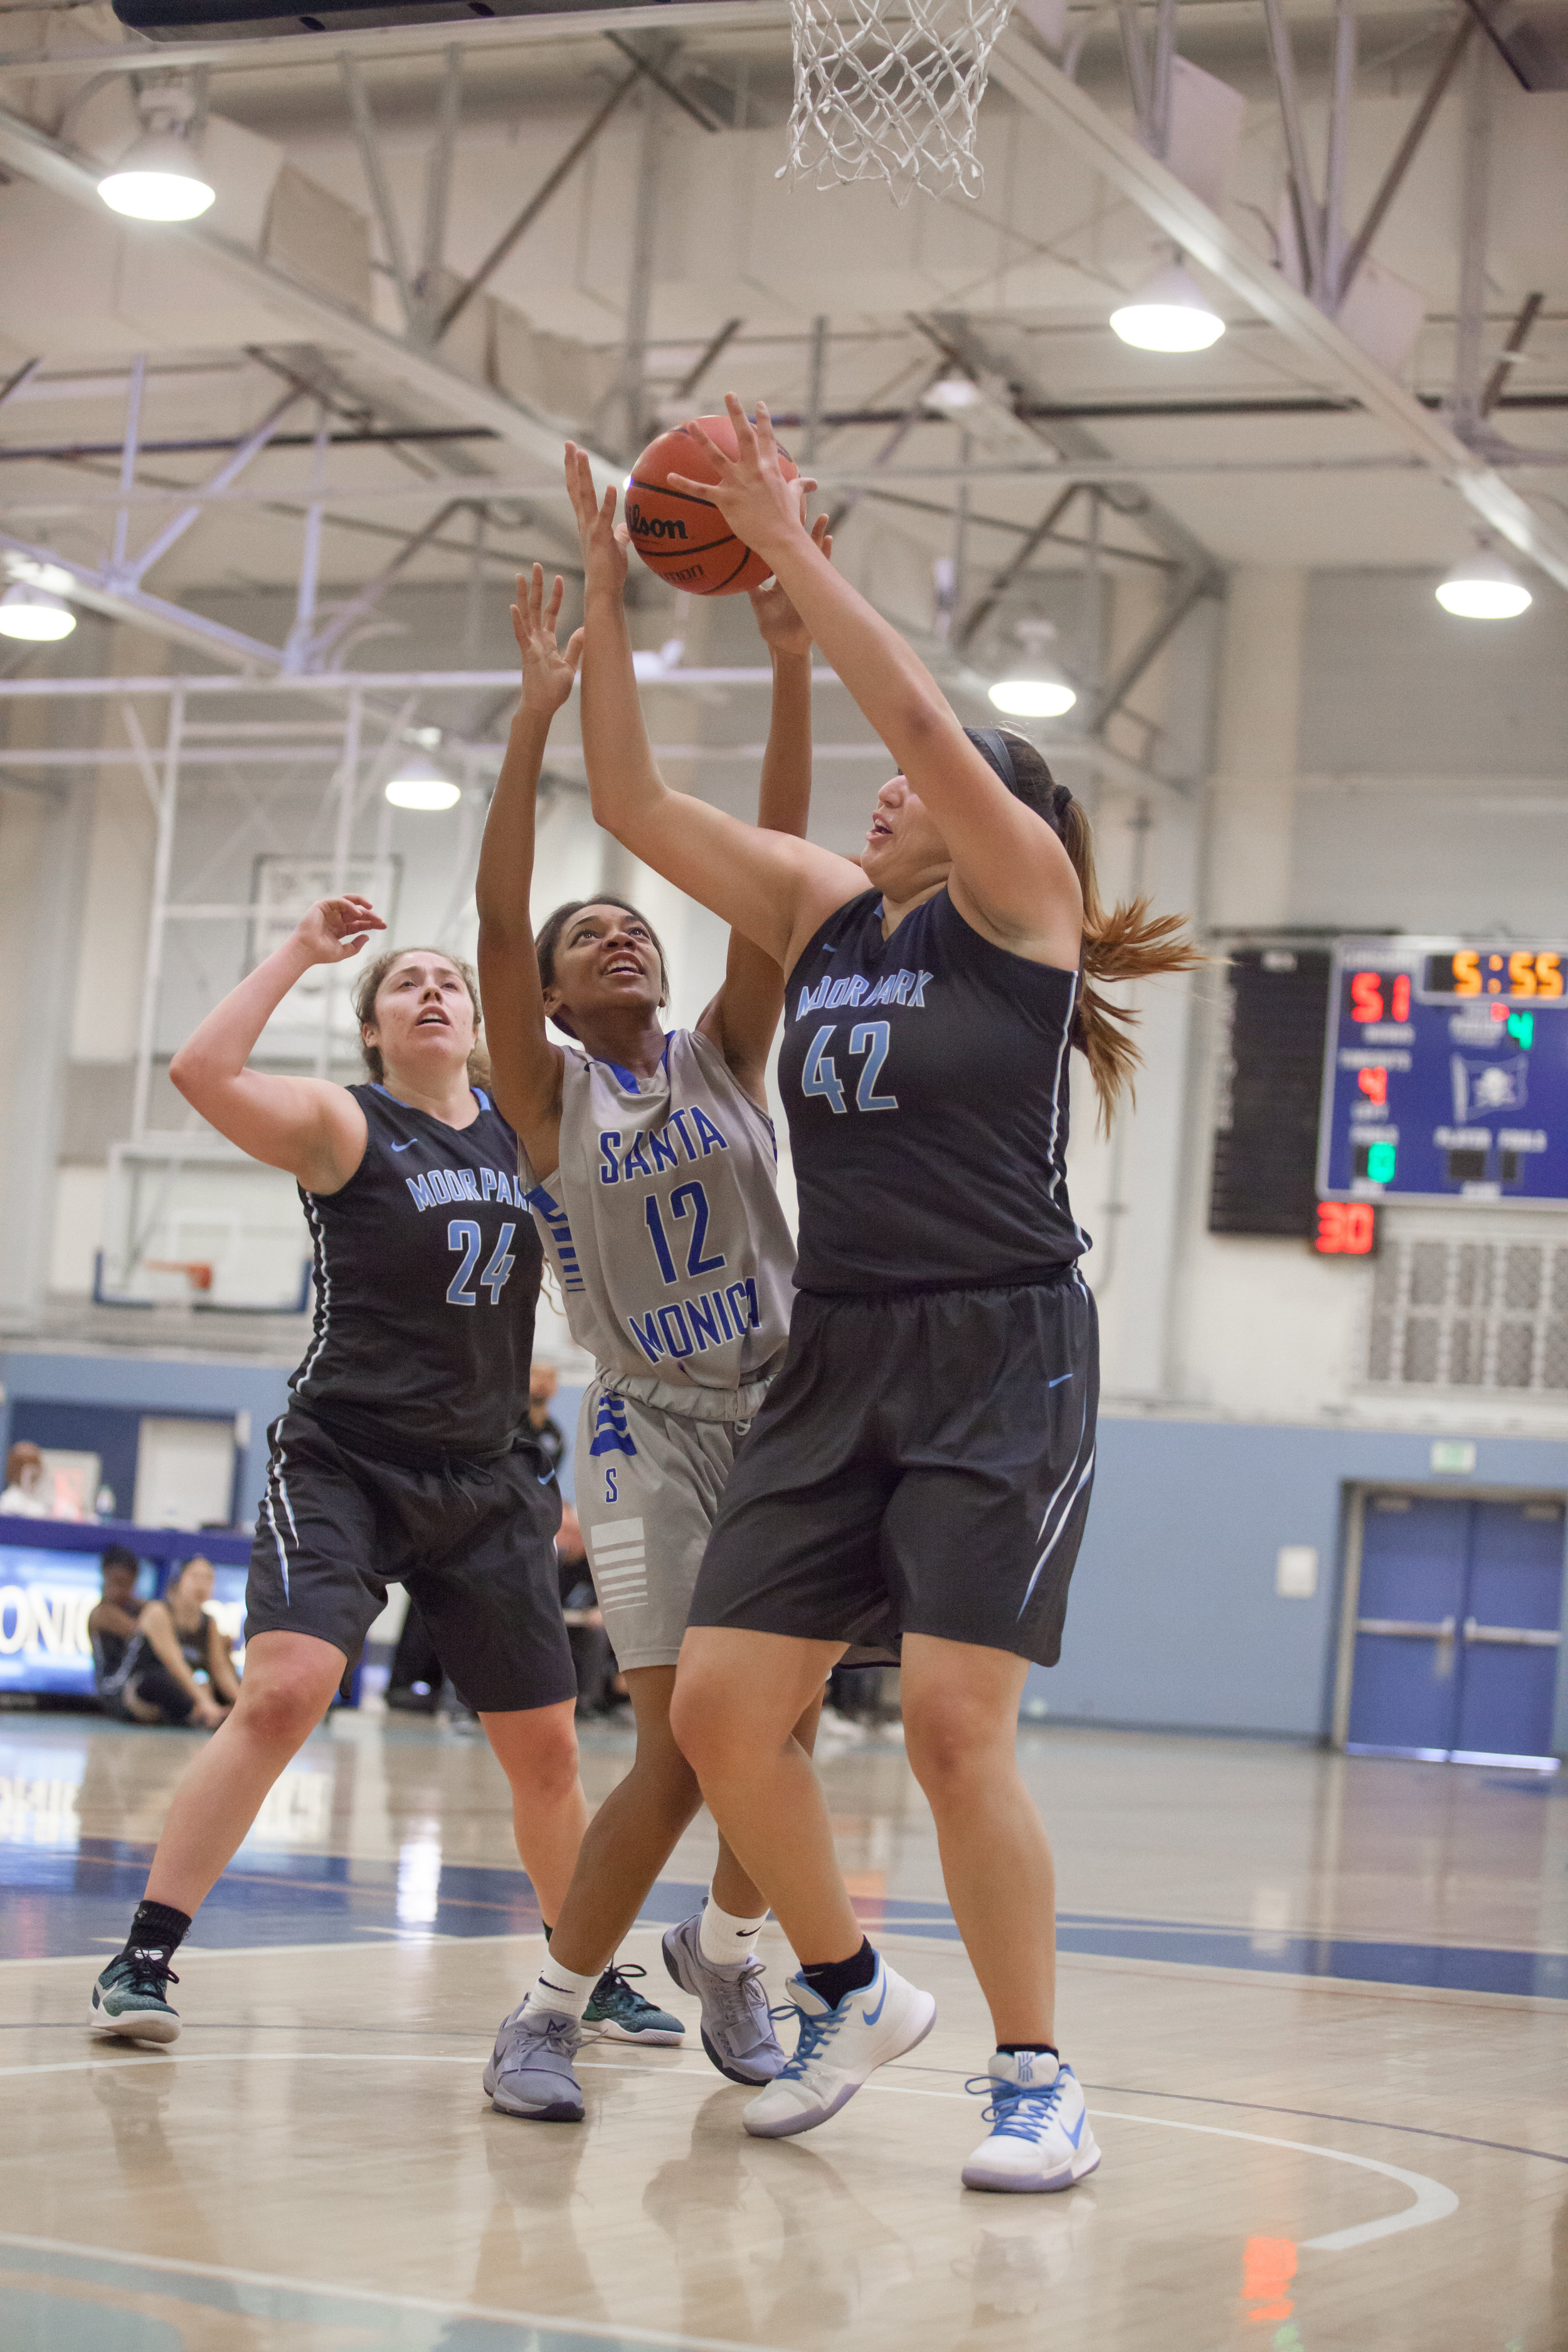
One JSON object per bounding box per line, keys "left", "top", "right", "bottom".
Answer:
{"left": 781, "top": 0, "right": 1016, "bottom": 206}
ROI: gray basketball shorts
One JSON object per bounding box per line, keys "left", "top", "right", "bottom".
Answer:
{"left": 573, "top": 1375, "right": 749, "bottom": 1671}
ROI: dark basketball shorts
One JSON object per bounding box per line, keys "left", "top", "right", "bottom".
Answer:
{"left": 245, "top": 1407, "right": 575, "bottom": 1714}
{"left": 687, "top": 1270, "right": 1098, "bottom": 1668}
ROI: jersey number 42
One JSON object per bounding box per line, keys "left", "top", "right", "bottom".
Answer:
{"left": 801, "top": 1022, "right": 899, "bottom": 1115}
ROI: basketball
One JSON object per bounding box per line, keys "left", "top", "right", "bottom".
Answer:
{"left": 625, "top": 414, "right": 799, "bottom": 596}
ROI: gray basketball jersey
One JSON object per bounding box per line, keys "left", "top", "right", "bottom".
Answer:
{"left": 519, "top": 1027, "right": 794, "bottom": 1417}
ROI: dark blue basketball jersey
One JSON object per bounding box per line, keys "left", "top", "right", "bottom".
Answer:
{"left": 290, "top": 1083, "right": 544, "bottom": 1462}
{"left": 778, "top": 888, "right": 1088, "bottom": 1294}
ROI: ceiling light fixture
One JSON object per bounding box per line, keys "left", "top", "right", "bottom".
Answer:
{"left": 0, "top": 581, "right": 77, "bottom": 642}
{"left": 385, "top": 756, "right": 460, "bottom": 813}
{"left": 924, "top": 374, "right": 985, "bottom": 413}
{"left": 1435, "top": 546, "right": 1532, "bottom": 620}
{"left": 98, "top": 82, "right": 215, "bottom": 222}
{"left": 1110, "top": 260, "right": 1225, "bottom": 354}
{"left": 988, "top": 619, "right": 1077, "bottom": 719}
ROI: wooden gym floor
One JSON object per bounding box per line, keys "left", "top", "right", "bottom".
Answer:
{"left": 1, "top": 1705, "right": 1563, "bottom": 2350}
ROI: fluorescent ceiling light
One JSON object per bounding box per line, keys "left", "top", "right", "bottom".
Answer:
{"left": 99, "top": 130, "right": 215, "bottom": 222}
{"left": 989, "top": 677, "right": 1078, "bottom": 718}
{"left": 1435, "top": 548, "right": 1532, "bottom": 620}
{"left": 386, "top": 757, "right": 460, "bottom": 812}
{"left": 0, "top": 581, "right": 76, "bottom": 642}
{"left": 1110, "top": 261, "right": 1225, "bottom": 353}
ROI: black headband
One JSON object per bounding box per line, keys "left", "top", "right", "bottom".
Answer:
{"left": 963, "top": 727, "right": 1074, "bottom": 840}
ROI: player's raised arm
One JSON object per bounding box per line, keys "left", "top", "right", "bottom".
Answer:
{"left": 168, "top": 897, "right": 380, "bottom": 1193}
{"left": 697, "top": 526, "right": 832, "bottom": 1103}
{"left": 667, "top": 396, "right": 1081, "bottom": 969}
{"left": 475, "top": 564, "right": 577, "bottom": 1170}
{"left": 566, "top": 444, "right": 861, "bottom": 976}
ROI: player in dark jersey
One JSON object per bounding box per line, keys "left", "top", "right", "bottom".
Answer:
{"left": 88, "top": 896, "right": 587, "bottom": 2047}
{"left": 565, "top": 405, "right": 1199, "bottom": 2193}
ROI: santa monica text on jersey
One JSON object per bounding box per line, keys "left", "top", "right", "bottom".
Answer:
{"left": 583, "top": 1103, "right": 764, "bottom": 1369}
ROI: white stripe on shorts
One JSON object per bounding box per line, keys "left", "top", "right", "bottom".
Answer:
{"left": 590, "top": 1518, "right": 649, "bottom": 1605}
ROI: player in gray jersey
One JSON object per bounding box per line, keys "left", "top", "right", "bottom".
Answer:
{"left": 474, "top": 536, "right": 829, "bottom": 2125}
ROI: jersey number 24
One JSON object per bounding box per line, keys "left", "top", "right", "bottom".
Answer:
{"left": 446, "top": 1219, "right": 516, "bottom": 1306}
{"left": 801, "top": 1021, "right": 898, "bottom": 1115}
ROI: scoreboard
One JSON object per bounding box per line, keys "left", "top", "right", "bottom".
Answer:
{"left": 1318, "top": 936, "right": 1568, "bottom": 1207}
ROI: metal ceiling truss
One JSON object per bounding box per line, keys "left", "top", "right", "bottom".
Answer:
{"left": 987, "top": 22, "right": 1568, "bottom": 593}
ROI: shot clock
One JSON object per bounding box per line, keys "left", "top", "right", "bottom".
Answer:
{"left": 1317, "top": 938, "right": 1568, "bottom": 1206}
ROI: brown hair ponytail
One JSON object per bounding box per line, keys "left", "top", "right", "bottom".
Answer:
{"left": 992, "top": 731, "right": 1205, "bottom": 1131}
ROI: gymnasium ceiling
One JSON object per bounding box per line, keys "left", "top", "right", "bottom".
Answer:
{"left": 0, "top": 0, "right": 1565, "bottom": 686}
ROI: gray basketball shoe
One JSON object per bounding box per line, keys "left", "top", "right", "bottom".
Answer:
{"left": 662, "top": 1911, "right": 786, "bottom": 2085}
{"left": 89, "top": 1949, "right": 181, "bottom": 2044}
{"left": 483, "top": 2004, "right": 585, "bottom": 2123}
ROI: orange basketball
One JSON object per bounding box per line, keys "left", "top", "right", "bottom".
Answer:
{"left": 625, "top": 414, "right": 798, "bottom": 597}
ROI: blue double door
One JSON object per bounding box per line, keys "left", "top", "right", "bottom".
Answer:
{"left": 1347, "top": 1491, "right": 1565, "bottom": 1763}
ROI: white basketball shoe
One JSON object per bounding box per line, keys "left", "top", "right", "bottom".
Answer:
{"left": 741, "top": 1954, "right": 936, "bottom": 2139}
{"left": 961, "top": 2050, "right": 1101, "bottom": 2193}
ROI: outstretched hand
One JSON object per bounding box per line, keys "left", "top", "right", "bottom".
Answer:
{"left": 750, "top": 510, "right": 832, "bottom": 656}
{"left": 293, "top": 894, "right": 386, "bottom": 966}
{"left": 564, "top": 442, "right": 630, "bottom": 597}
{"left": 667, "top": 395, "right": 809, "bottom": 566}
{"left": 511, "top": 563, "right": 583, "bottom": 716}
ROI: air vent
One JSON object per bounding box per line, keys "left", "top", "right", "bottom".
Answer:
{"left": 1367, "top": 1237, "right": 1568, "bottom": 1392}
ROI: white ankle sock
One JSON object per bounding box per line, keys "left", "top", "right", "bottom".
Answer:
{"left": 700, "top": 1895, "right": 768, "bottom": 1968}
{"left": 527, "top": 1957, "right": 600, "bottom": 2023}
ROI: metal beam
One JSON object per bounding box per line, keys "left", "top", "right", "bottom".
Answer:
{"left": 341, "top": 55, "right": 417, "bottom": 330}
{"left": 1449, "top": 29, "right": 1492, "bottom": 440}
{"left": 0, "top": 98, "right": 620, "bottom": 482}
{"left": 0, "top": 524, "right": 285, "bottom": 669}
{"left": 0, "top": 0, "right": 795, "bottom": 82}
{"left": 926, "top": 312, "right": 1219, "bottom": 576}
{"left": 114, "top": 384, "right": 307, "bottom": 588}
{"left": 1261, "top": 0, "right": 1325, "bottom": 295}
{"left": 1336, "top": 13, "right": 1471, "bottom": 307}
{"left": 955, "top": 484, "right": 1081, "bottom": 653}
{"left": 987, "top": 26, "right": 1568, "bottom": 592}
{"left": 435, "top": 65, "right": 645, "bottom": 342}
{"left": 302, "top": 499, "right": 468, "bottom": 668}
{"left": 1481, "top": 291, "right": 1544, "bottom": 417}
{"left": 1090, "top": 565, "right": 1216, "bottom": 735}
{"left": 674, "top": 315, "right": 745, "bottom": 406}
{"left": 417, "top": 46, "right": 463, "bottom": 343}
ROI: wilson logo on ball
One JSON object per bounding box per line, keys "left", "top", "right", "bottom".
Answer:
{"left": 627, "top": 504, "right": 688, "bottom": 543}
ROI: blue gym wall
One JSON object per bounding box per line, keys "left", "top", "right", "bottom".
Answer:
{"left": 1028, "top": 1415, "right": 1568, "bottom": 1744}
{"left": 4, "top": 1349, "right": 1563, "bottom": 1747}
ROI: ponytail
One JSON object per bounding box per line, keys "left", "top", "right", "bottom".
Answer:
{"left": 981, "top": 731, "right": 1204, "bottom": 1131}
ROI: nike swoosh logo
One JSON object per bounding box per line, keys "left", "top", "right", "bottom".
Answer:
{"left": 390, "top": 1140, "right": 416, "bottom": 1152}
{"left": 862, "top": 1969, "right": 889, "bottom": 2026}
{"left": 536, "top": 1471, "right": 556, "bottom": 1486}
{"left": 1047, "top": 1373, "right": 1073, "bottom": 1388}
{"left": 1065, "top": 2109, "right": 1086, "bottom": 2148}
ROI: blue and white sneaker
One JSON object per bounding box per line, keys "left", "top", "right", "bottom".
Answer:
{"left": 961, "top": 2052, "right": 1101, "bottom": 2192}
{"left": 483, "top": 2003, "right": 585, "bottom": 2123}
{"left": 89, "top": 1948, "right": 181, "bottom": 2044}
{"left": 741, "top": 1956, "right": 936, "bottom": 2139}
{"left": 662, "top": 1910, "right": 786, "bottom": 2085}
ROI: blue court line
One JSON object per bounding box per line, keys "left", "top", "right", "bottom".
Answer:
{"left": 2, "top": 1836, "right": 1565, "bottom": 2000}
{"left": 0, "top": 2237, "right": 765, "bottom": 2352}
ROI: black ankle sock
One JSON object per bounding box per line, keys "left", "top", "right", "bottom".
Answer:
{"left": 999, "top": 2042, "right": 1059, "bottom": 2058}
{"left": 799, "top": 1939, "right": 877, "bottom": 2011}
{"left": 124, "top": 1901, "right": 191, "bottom": 1960}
